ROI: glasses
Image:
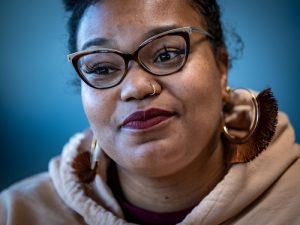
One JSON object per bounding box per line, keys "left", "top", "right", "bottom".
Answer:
{"left": 67, "top": 26, "right": 213, "bottom": 89}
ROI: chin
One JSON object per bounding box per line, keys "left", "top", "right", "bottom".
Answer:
{"left": 116, "top": 141, "right": 190, "bottom": 177}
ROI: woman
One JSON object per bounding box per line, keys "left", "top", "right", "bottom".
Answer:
{"left": 1, "top": 0, "right": 299, "bottom": 224}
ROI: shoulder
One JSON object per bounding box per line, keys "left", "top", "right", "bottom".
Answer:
{"left": 0, "top": 173, "right": 84, "bottom": 225}
{"left": 228, "top": 144, "right": 300, "bottom": 225}
{"left": 2, "top": 172, "right": 53, "bottom": 197}
{"left": 1, "top": 173, "right": 54, "bottom": 208}
{"left": 257, "top": 150, "right": 300, "bottom": 223}
{"left": 275, "top": 143, "right": 300, "bottom": 193}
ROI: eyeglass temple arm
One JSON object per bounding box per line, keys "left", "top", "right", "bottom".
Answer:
{"left": 190, "top": 27, "right": 214, "bottom": 39}
{"left": 67, "top": 52, "right": 78, "bottom": 62}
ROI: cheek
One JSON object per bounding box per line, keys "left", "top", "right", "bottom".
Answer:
{"left": 174, "top": 50, "right": 224, "bottom": 134}
{"left": 81, "top": 85, "right": 123, "bottom": 163}
{"left": 180, "top": 54, "right": 223, "bottom": 110}
{"left": 81, "top": 84, "right": 117, "bottom": 137}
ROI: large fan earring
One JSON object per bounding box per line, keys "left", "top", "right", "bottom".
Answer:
{"left": 223, "top": 87, "right": 278, "bottom": 163}
{"left": 72, "top": 137, "right": 100, "bottom": 183}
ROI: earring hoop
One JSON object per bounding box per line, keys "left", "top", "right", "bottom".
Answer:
{"left": 223, "top": 88, "right": 259, "bottom": 143}
{"left": 90, "top": 138, "right": 99, "bottom": 170}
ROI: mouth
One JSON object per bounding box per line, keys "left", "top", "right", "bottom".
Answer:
{"left": 122, "top": 108, "right": 176, "bottom": 130}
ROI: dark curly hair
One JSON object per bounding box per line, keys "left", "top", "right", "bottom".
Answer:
{"left": 63, "top": 0, "right": 243, "bottom": 85}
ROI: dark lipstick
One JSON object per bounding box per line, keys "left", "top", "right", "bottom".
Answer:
{"left": 122, "top": 108, "right": 175, "bottom": 129}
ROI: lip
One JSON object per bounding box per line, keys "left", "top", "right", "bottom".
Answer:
{"left": 122, "top": 108, "right": 175, "bottom": 130}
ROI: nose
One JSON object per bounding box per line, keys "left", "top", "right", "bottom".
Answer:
{"left": 120, "top": 66, "right": 161, "bottom": 101}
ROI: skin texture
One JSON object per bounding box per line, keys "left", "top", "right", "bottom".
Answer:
{"left": 77, "top": 0, "right": 229, "bottom": 212}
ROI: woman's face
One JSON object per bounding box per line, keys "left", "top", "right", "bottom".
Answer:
{"left": 78, "top": 0, "right": 228, "bottom": 177}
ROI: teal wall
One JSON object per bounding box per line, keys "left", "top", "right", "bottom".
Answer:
{"left": 1, "top": 0, "right": 299, "bottom": 190}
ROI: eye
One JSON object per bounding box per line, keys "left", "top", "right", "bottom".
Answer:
{"left": 82, "top": 63, "right": 120, "bottom": 77}
{"left": 154, "top": 47, "right": 183, "bottom": 64}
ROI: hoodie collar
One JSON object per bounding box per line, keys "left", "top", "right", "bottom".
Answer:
{"left": 49, "top": 112, "right": 299, "bottom": 225}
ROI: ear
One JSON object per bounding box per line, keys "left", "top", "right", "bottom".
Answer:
{"left": 216, "top": 49, "right": 229, "bottom": 102}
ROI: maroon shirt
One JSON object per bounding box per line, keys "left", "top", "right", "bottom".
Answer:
{"left": 107, "top": 164, "right": 195, "bottom": 225}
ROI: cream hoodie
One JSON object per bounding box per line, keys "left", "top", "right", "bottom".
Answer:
{"left": 1, "top": 112, "right": 299, "bottom": 225}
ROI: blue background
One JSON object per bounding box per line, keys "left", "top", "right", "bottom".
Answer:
{"left": 0, "top": 0, "right": 299, "bottom": 191}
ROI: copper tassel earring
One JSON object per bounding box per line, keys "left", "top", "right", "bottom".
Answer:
{"left": 223, "top": 87, "right": 278, "bottom": 163}
{"left": 72, "top": 138, "right": 99, "bottom": 183}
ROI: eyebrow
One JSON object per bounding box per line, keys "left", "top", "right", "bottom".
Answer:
{"left": 142, "top": 25, "right": 180, "bottom": 40}
{"left": 80, "top": 24, "right": 180, "bottom": 51}
{"left": 81, "top": 38, "right": 111, "bottom": 50}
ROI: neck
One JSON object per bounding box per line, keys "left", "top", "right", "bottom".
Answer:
{"left": 117, "top": 140, "right": 227, "bottom": 213}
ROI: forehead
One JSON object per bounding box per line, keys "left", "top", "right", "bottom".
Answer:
{"left": 77, "top": 0, "right": 204, "bottom": 50}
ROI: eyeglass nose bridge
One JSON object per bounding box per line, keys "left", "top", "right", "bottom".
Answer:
{"left": 121, "top": 45, "right": 154, "bottom": 80}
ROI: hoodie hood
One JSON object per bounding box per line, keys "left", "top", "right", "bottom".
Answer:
{"left": 49, "top": 112, "right": 299, "bottom": 225}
